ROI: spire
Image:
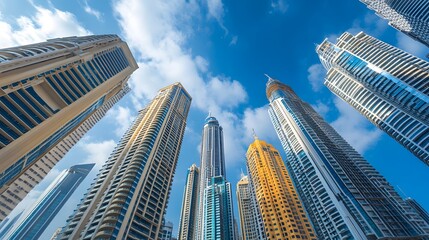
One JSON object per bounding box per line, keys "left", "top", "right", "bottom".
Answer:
{"left": 208, "top": 111, "right": 211, "bottom": 118}
{"left": 252, "top": 129, "right": 258, "bottom": 140}
{"left": 240, "top": 168, "right": 245, "bottom": 179}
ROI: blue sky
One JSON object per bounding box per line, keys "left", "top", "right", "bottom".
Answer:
{"left": 1, "top": 0, "right": 428, "bottom": 238}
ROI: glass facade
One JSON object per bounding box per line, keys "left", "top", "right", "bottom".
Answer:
{"left": 4, "top": 164, "right": 94, "bottom": 240}
{"left": 59, "top": 83, "right": 191, "bottom": 240}
{"left": 178, "top": 164, "right": 199, "bottom": 240}
{"left": 202, "top": 176, "right": 235, "bottom": 240}
{"left": 266, "top": 77, "right": 429, "bottom": 239}
{"left": 360, "top": 0, "right": 429, "bottom": 48}
{"left": 317, "top": 31, "right": 429, "bottom": 165}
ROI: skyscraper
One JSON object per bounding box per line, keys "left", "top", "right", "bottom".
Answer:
{"left": 0, "top": 35, "right": 138, "bottom": 220}
{"left": 360, "top": 0, "right": 429, "bottom": 48}
{"left": 316, "top": 31, "right": 429, "bottom": 165}
{"left": 160, "top": 220, "right": 174, "bottom": 240}
{"left": 202, "top": 176, "right": 234, "bottom": 240}
{"left": 406, "top": 198, "right": 429, "bottom": 226}
{"left": 178, "top": 164, "right": 199, "bottom": 240}
{"left": 4, "top": 164, "right": 94, "bottom": 240}
{"left": 246, "top": 137, "right": 315, "bottom": 240}
{"left": 236, "top": 175, "right": 265, "bottom": 240}
{"left": 59, "top": 82, "right": 191, "bottom": 239}
{"left": 195, "top": 115, "right": 235, "bottom": 240}
{"left": 266, "top": 76, "right": 429, "bottom": 239}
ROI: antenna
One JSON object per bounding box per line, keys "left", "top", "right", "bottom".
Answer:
{"left": 252, "top": 128, "right": 258, "bottom": 140}
{"left": 264, "top": 73, "right": 272, "bottom": 80}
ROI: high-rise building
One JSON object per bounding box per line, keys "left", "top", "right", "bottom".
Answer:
{"left": 316, "top": 31, "right": 429, "bottom": 165}
{"left": 0, "top": 212, "right": 22, "bottom": 239}
{"left": 0, "top": 35, "right": 138, "bottom": 220}
{"left": 236, "top": 175, "right": 265, "bottom": 240}
{"left": 360, "top": 0, "right": 429, "bottom": 48}
{"left": 202, "top": 176, "right": 234, "bottom": 240}
{"left": 4, "top": 164, "right": 94, "bottom": 240}
{"left": 178, "top": 164, "right": 199, "bottom": 240}
{"left": 246, "top": 137, "right": 315, "bottom": 240}
{"left": 59, "top": 83, "right": 191, "bottom": 239}
{"left": 160, "top": 220, "right": 174, "bottom": 240}
{"left": 266, "top": 76, "right": 429, "bottom": 239}
{"left": 195, "top": 114, "right": 235, "bottom": 240}
{"left": 406, "top": 198, "right": 429, "bottom": 226}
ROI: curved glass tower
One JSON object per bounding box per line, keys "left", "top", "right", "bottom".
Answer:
{"left": 317, "top": 31, "right": 429, "bottom": 165}
{"left": 5, "top": 164, "right": 94, "bottom": 240}
{"left": 266, "top": 76, "right": 429, "bottom": 239}
{"left": 360, "top": 0, "right": 429, "bottom": 48}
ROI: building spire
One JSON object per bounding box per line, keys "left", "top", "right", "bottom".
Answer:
{"left": 252, "top": 129, "right": 258, "bottom": 140}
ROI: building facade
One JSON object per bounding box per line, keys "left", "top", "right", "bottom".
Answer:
{"left": 0, "top": 35, "right": 138, "bottom": 220}
{"left": 160, "top": 220, "right": 174, "bottom": 240}
{"left": 266, "top": 77, "right": 429, "bottom": 239}
{"left": 195, "top": 115, "right": 235, "bottom": 240}
{"left": 406, "top": 198, "right": 429, "bottom": 226}
{"left": 178, "top": 164, "right": 199, "bottom": 240}
{"left": 360, "top": 0, "right": 429, "bottom": 48}
{"left": 59, "top": 83, "right": 191, "bottom": 239}
{"left": 202, "top": 176, "right": 235, "bottom": 240}
{"left": 4, "top": 164, "right": 94, "bottom": 240}
{"left": 236, "top": 175, "right": 265, "bottom": 240}
{"left": 317, "top": 31, "right": 429, "bottom": 166}
{"left": 246, "top": 138, "right": 315, "bottom": 240}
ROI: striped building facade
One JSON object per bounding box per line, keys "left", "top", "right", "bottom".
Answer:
{"left": 360, "top": 0, "right": 429, "bottom": 47}
{"left": 0, "top": 35, "right": 137, "bottom": 221}
{"left": 317, "top": 31, "right": 429, "bottom": 165}
{"left": 59, "top": 83, "right": 191, "bottom": 239}
{"left": 266, "top": 77, "right": 429, "bottom": 239}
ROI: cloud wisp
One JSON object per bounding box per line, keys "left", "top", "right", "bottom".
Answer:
{"left": 0, "top": 5, "right": 90, "bottom": 48}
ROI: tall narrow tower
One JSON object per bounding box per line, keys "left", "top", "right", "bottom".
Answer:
{"left": 317, "top": 31, "right": 429, "bottom": 165}
{"left": 266, "top": 76, "right": 429, "bottom": 239}
{"left": 360, "top": 0, "right": 429, "bottom": 47}
{"left": 0, "top": 35, "right": 138, "bottom": 221}
{"left": 195, "top": 115, "right": 234, "bottom": 240}
{"left": 178, "top": 164, "right": 200, "bottom": 240}
{"left": 4, "top": 164, "right": 94, "bottom": 240}
{"left": 59, "top": 82, "right": 191, "bottom": 240}
{"left": 236, "top": 175, "right": 265, "bottom": 240}
{"left": 246, "top": 138, "right": 315, "bottom": 240}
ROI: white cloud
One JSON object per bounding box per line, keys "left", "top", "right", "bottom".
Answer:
{"left": 79, "top": 139, "right": 117, "bottom": 167}
{"left": 311, "top": 100, "right": 330, "bottom": 117}
{"left": 242, "top": 105, "right": 278, "bottom": 143}
{"left": 107, "top": 106, "right": 134, "bottom": 137}
{"left": 396, "top": 32, "right": 428, "bottom": 59}
{"left": 270, "top": 0, "right": 288, "bottom": 14}
{"left": 307, "top": 63, "right": 326, "bottom": 92}
{"left": 113, "top": 0, "right": 250, "bottom": 167}
{"left": 229, "top": 35, "right": 238, "bottom": 46}
{"left": 83, "top": 0, "right": 102, "bottom": 21}
{"left": 0, "top": 5, "right": 90, "bottom": 48}
{"left": 330, "top": 97, "right": 382, "bottom": 154}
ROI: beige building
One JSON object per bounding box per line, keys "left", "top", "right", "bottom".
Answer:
{"left": 59, "top": 83, "right": 192, "bottom": 240}
{"left": 0, "top": 35, "right": 138, "bottom": 221}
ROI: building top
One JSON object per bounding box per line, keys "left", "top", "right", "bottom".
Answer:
{"left": 204, "top": 112, "right": 220, "bottom": 125}
{"left": 265, "top": 74, "right": 293, "bottom": 101}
